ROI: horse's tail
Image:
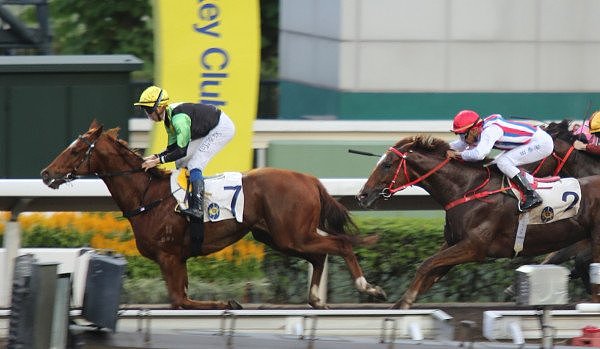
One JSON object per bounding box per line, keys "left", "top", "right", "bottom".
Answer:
{"left": 316, "top": 180, "right": 378, "bottom": 247}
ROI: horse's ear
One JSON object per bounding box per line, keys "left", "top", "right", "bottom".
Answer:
{"left": 89, "top": 119, "right": 104, "bottom": 133}
{"left": 105, "top": 127, "right": 121, "bottom": 140}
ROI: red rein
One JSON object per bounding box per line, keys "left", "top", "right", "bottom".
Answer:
{"left": 385, "top": 146, "right": 576, "bottom": 210}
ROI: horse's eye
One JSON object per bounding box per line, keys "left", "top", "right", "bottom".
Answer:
{"left": 381, "top": 161, "right": 392, "bottom": 169}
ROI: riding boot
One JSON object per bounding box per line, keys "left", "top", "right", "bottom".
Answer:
{"left": 512, "top": 172, "right": 542, "bottom": 212}
{"left": 181, "top": 178, "right": 204, "bottom": 220}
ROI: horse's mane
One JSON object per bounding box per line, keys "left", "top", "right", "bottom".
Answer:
{"left": 543, "top": 119, "right": 590, "bottom": 143}
{"left": 394, "top": 134, "right": 501, "bottom": 174}
{"left": 394, "top": 135, "right": 450, "bottom": 157}
{"left": 543, "top": 119, "right": 575, "bottom": 142}
{"left": 103, "top": 127, "right": 171, "bottom": 179}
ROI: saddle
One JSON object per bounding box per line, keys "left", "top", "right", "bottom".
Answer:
{"left": 507, "top": 176, "right": 581, "bottom": 224}
{"left": 170, "top": 168, "right": 245, "bottom": 223}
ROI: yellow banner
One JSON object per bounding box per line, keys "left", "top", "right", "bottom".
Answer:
{"left": 150, "top": 0, "right": 260, "bottom": 174}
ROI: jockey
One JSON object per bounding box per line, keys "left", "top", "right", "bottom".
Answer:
{"left": 574, "top": 111, "right": 600, "bottom": 155}
{"left": 446, "top": 110, "right": 553, "bottom": 212}
{"left": 134, "top": 86, "right": 236, "bottom": 220}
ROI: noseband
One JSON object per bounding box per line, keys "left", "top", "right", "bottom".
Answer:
{"left": 381, "top": 147, "right": 451, "bottom": 198}
{"left": 64, "top": 135, "right": 97, "bottom": 181}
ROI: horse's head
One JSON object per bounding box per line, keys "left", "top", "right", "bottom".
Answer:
{"left": 357, "top": 135, "right": 449, "bottom": 208}
{"left": 544, "top": 119, "right": 588, "bottom": 143}
{"left": 41, "top": 119, "right": 125, "bottom": 188}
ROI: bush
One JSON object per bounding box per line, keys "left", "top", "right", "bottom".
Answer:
{"left": 1, "top": 212, "right": 590, "bottom": 304}
{"left": 262, "top": 215, "right": 591, "bottom": 304}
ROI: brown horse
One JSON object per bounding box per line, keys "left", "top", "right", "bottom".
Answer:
{"left": 40, "top": 120, "right": 386, "bottom": 309}
{"left": 357, "top": 135, "right": 600, "bottom": 309}
{"left": 527, "top": 120, "right": 598, "bottom": 291}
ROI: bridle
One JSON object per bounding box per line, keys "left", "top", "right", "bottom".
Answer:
{"left": 62, "top": 134, "right": 98, "bottom": 182}
{"left": 381, "top": 146, "right": 451, "bottom": 198}
{"left": 69, "top": 134, "right": 145, "bottom": 180}
{"left": 64, "top": 133, "right": 167, "bottom": 218}
{"left": 380, "top": 146, "right": 518, "bottom": 210}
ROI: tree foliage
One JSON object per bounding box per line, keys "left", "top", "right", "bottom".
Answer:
{"left": 47, "top": 0, "right": 154, "bottom": 79}
{"left": 40, "top": 0, "right": 279, "bottom": 81}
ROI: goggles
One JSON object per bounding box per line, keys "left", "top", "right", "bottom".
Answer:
{"left": 142, "top": 89, "right": 163, "bottom": 117}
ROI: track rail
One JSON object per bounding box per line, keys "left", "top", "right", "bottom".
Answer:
{"left": 1, "top": 308, "right": 454, "bottom": 341}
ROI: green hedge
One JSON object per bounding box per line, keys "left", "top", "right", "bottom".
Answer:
{"left": 262, "top": 216, "right": 590, "bottom": 304}
{"left": 6, "top": 215, "right": 590, "bottom": 304}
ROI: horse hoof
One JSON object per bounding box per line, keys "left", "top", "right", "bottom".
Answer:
{"left": 375, "top": 286, "right": 387, "bottom": 300}
{"left": 503, "top": 285, "right": 515, "bottom": 298}
{"left": 309, "top": 302, "right": 329, "bottom": 310}
{"left": 227, "top": 299, "right": 243, "bottom": 310}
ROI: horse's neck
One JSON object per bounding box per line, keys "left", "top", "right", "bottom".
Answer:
{"left": 565, "top": 150, "right": 600, "bottom": 177}
{"left": 417, "top": 161, "right": 499, "bottom": 204}
{"left": 97, "top": 157, "right": 165, "bottom": 213}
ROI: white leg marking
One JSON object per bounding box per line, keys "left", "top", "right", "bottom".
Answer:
{"left": 355, "top": 276, "right": 368, "bottom": 291}
{"left": 310, "top": 284, "right": 319, "bottom": 299}
{"left": 316, "top": 229, "right": 329, "bottom": 237}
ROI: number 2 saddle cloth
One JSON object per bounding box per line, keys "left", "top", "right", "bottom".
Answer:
{"left": 170, "top": 168, "right": 245, "bottom": 223}
{"left": 511, "top": 177, "right": 581, "bottom": 224}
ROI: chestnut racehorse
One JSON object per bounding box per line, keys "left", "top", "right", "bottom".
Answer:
{"left": 357, "top": 135, "right": 600, "bottom": 309}
{"left": 41, "top": 120, "right": 386, "bottom": 309}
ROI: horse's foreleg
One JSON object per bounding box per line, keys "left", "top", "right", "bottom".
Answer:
{"left": 157, "top": 254, "right": 232, "bottom": 310}
{"left": 416, "top": 243, "right": 452, "bottom": 296}
{"left": 393, "top": 241, "right": 482, "bottom": 309}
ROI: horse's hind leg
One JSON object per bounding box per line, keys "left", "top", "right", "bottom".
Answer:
{"left": 252, "top": 229, "right": 329, "bottom": 308}
{"left": 157, "top": 253, "right": 235, "bottom": 310}
{"left": 286, "top": 234, "right": 386, "bottom": 301}
{"left": 305, "top": 253, "right": 327, "bottom": 309}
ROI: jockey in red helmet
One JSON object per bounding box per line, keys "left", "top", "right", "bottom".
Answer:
{"left": 447, "top": 110, "right": 553, "bottom": 212}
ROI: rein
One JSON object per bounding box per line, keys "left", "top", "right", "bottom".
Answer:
{"left": 383, "top": 146, "right": 514, "bottom": 210}
{"left": 444, "top": 166, "right": 514, "bottom": 210}
{"left": 71, "top": 134, "right": 169, "bottom": 218}
{"left": 382, "top": 147, "right": 450, "bottom": 197}
{"left": 531, "top": 145, "right": 575, "bottom": 177}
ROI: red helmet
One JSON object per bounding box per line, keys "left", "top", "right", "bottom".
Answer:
{"left": 452, "top": 110, "right": 482, "bottom": 133}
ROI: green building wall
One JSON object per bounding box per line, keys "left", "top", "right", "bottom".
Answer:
{"left": 280, "top": 81, "right": 600, "bottom": 121}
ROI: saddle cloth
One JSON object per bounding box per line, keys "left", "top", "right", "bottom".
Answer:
{"left": 512, "top": 177, "right": 581, "bottom": 224}
{"left": 170, "top": 169, "right": 244, "bottom": 223}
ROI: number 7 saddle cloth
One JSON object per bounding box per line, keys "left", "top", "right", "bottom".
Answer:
{"left": 170, "top": 168, "right": 245, "bottom": 223}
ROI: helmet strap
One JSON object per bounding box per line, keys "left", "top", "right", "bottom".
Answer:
{"left": 149, "top": 89, "right": 163, "bottom": 115}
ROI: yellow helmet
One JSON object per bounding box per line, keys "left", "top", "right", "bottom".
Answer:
{"left": 590, "top": 111, "right": 600, "bottom": 133}
{"left": 134, "top": 86, "right": 169, "bottom": 107}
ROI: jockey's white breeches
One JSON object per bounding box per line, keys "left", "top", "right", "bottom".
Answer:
{"left": 175, "top": 111, "right": 235, "bottom": 171}
{"left": 494, "top": 128, "right": 554, "bottom": 178}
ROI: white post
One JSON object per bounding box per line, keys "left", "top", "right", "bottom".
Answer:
{"left": 1, "top": 199, "right": 30, "bottom": 307}
{"left": 1, "top": 218, "right": 21, "bottom": 307}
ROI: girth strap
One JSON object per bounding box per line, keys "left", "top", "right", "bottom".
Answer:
{"left": 122, "top": 199, "right": 164, "bottom": 218}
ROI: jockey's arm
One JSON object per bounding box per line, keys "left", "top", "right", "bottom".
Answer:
{"left": 460, "top": 125, "right": 503, "bottom": 161}
{"left": 449, "top": 139, "right": 468, "bottom": 151}
{"left": 158, "top": 114, "right": 191, "bottom": 163}
{"left": 158, "top": 144, "right": 188, "bottom": 163}
{"left": 584, "top": 142, "right": 600, "bottom": 155}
